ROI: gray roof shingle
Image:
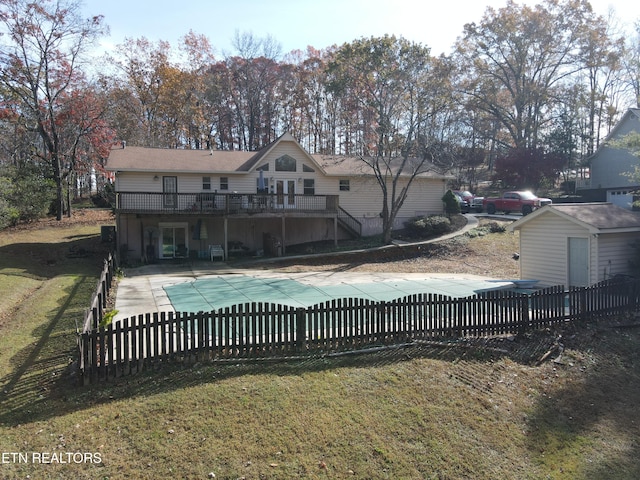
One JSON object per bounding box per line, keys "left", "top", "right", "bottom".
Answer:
{"left": 549, "top": 203, "right": 640, "bottom": 230}
{"left": 510, "top": 203, "right": 640, "bottom": 233}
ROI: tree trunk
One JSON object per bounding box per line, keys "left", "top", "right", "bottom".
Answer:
{"left": 66, "top": 178, "right": 72, "bottom": 218}
{"left": 51, "top": 154, "right": 64, "bottom": 221}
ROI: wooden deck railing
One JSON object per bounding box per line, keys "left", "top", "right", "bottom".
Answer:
{"left": 115, "top": 192, "right": 339, "bottom": 215}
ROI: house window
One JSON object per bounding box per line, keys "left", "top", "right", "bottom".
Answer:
{"left": 339, "top": 179, "right": 350, "bottom": 191}
{"left": 303, "top": 179, "right": 315, "bottom": 195}
{"left": 220, "top": 177, "right": 229, "bottom": 190}
{"left": 275, "top": 155, "right": 296, "bottom": 172}
{"left": 302, "top": 164, "right": 315, "bottom": 173}
{"left": 202, "top": 176, "right": 211, "bottom": 190}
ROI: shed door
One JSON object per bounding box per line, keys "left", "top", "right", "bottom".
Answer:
{"left": 568, "top": 237, "right": 589, "bottom": 287}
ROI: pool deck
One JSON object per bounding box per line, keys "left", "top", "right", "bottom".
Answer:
{"left": 114, "top": 265, "right": 514, "bottom": 321}
{"left": 113, "top": 214, "right": 516, "bottom": 321}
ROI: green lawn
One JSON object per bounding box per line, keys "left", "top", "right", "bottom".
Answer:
{"left": 1, "top": 211, "right": 639, "bottom": 479}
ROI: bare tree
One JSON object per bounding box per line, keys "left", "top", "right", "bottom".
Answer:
{"left": 454, "top": 0, "right": 604, "bottom": 151}
{"left": 622, "top": 22, "right": 640, "bottom": 107}
{"left": 327, "top": 35, "right": 453, "bottom": 244}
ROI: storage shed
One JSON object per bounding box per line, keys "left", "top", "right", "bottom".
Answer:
{"left": 508, "top": 203, "right": 640, "bottom": 287}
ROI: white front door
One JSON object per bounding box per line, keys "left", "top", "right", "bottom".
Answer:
{"left": 568, "top": 237, "right": 589, "bottom": 287}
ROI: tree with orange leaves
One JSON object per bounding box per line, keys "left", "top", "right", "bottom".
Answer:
{"left": 0, "top": 0, "right": 110, "bottom": 219}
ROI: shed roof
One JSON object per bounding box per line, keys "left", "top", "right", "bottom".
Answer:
{"left": 509, "top": 203, "right": 640, "bottom": 234}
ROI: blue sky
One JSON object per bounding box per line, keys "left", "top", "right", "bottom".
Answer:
{"left": 81, "top": 0, "right": 638, "bottom": 59}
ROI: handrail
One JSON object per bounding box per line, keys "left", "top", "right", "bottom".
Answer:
{"left": 115, "top": 192, "right": 339, "bottom": 215}
{"left": 338, "top": 207, "right": 362, "bottom": 237}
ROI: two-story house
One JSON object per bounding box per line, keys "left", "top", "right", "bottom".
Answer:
{"left": 577, "top": 108, "right": 640, "bottom": 209}
{"left": 106, "top": 132, "right": 450, "bottom": 262}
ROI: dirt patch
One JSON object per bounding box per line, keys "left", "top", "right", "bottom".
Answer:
{"left": 2, "top": 207, "right": 114, "bottom": 234}
{"left": 254, "top": 218, "right": 520, "bottom": 279}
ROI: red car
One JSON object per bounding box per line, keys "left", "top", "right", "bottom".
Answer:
{"left": 483, "top": 191, "right": 552, "bottom": 215}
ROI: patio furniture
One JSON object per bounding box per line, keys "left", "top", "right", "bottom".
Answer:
{"left": 209, "top": 244, "right": 225, "bottom": 261}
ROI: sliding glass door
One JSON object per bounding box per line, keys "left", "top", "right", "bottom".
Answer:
{"left": 159, "top": 223, "right": 188, "bottom": 259}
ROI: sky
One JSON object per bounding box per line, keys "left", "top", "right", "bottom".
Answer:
{"left": 81, "top": 0, "right": 639, "bottom": 59}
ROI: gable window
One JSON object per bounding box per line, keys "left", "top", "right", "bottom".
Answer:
{"left": 339, "top": 179, "right": 350, "bottom": 191}
{"left": 202, "top": 176, "right": 211, "bottom": 190}
{"left": 275, "top": 155, "right": 296, "bottom": 172}
{"left": 302, "top": 164, "right": 315, "bottom": 173}
{"left": 303, "top": 179, "right": 315, "bottom": 195}
{"left": 220, "top": 177, "right": 229, "bottom": 190}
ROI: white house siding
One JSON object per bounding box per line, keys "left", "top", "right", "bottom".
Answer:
{"left": 518, "top": 214, "right": 591, "bottom": 287}
{"left": 597, "top": 232, "right": 638, "bottom": 281}
{"left": 112, "top": 139, "right": 449, "bottom": 251}
{"left": 116, "top": 172, "right": 159, "bottom": 192}
{"left": 336, "top": 176, "right": 446, "bottom": 235}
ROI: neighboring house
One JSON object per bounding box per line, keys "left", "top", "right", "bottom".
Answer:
{"left": 508, "top": 203, "right": 640, "bottom": 287}
{"left": 105, "top": 132, "right": 450, "bottom": 262}
{"left": 577, "top": 108, "right": 640, "bottom": 209}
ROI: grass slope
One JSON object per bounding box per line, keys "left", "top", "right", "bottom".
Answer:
{"left": 0, "top": 210, "right": 639, "bottom": 479}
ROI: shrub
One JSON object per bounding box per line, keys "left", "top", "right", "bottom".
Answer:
{"left": 0, "top": 193, "right": 20, "bottom": 229}
{"left": 92, "top": 183, "right": 115, "bottom": 208}
{"left": 487, "top": 221, "right": 507, "bottom": 233}
{"left": 98, "top": 309, "right": 119, "bottom": 328}
{"left": 404, "top": 215, "right": 451, "bottom": 237}
{"left": 442, "top": 190, "right": 460, "bottom": 215}
{"left": 0, "top": 164, "right": 54, "bottom": 228}
{"left": 466, "top": 221, "right": 508, "bottom": 238}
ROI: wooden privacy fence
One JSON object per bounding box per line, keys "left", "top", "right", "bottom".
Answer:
{"left": 80, "top": 252, "right": 118, "bottom": 333}
{"left": 77, "top": 277, "right": 639, "bottom": 384}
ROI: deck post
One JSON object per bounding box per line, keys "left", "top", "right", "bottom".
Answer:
{"left": 223, "top": 218, "right": 228, "bottom": 260}
{"left": 281, "top": 216, "right": 286, "bottom": 255}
